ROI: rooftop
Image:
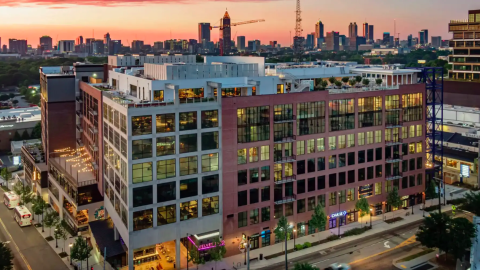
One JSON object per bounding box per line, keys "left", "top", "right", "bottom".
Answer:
{"left": 19, "top": 139, "right": 44, "bottom": 163}
{"left": 49, "top": 148, "right": 96, "bottom": 187}
{"left": 0, "top": 107, "right": 41, "bottom": 126}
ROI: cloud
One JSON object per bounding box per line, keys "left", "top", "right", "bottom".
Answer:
{"left": 0, "top": 0, "right": 275, "bottom": 7}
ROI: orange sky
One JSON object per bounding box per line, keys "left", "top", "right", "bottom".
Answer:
{"left": 0, "top": 0, "right": 478, "bottom": 47}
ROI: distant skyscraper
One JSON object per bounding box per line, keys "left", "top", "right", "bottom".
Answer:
{"left": 269, "top": 41, "right": 277, "bottom": 48}
{"left": 153, "top": 41, "right": 164, "bottom": 52}
{"left": 419, "top": 29, "right": 429, "bottom": 45}
{"left": 383, "top": 32, "right": 390, "bottom": 46}
{"left": 348, "top": 22, "right": 358, "bottom": 38}
{"left": 92, "top": 40, "right": 104, "bottom": 55}
{"left": 8, "top": 39, "right": 27, "bottom": 54}
{"left": 58, "top": 40, "right": 75, "bottom": 52}
{"left": 431, "top": 36, "right": 442, "bottom": 48}
{"left": 131, "top": 40, "right": 144, "bottom": 53}
{"left": 363, "top": 23, "right": 369, "bottom": 39}
{"left": 306, "top": 34, "right": 315, "bottom": 49}
{"left": 85, "top": 38, "right": 95, "bottom": 54}
{"left": 104, "top": 33, "right": 111, "bottom": 55}
{"left": 407, "top": 34, "right": 413, "bottom": 47}
{"left": 219, "top": 11, "right": 232, "bottom": 55}
{"left": 76, "top": 36, "right": 83, "bottom": 45}
{"left": 198, "top": 23, "right": 211, "bottom": 43}
{"left": 326, "top": 31, "right": 339, "bottom": 51}
{"left": 237, "top": 36, "right": 246, "bottom": 51}
{"left": 315, "top": 21, "right": 324, "bottom": 47}
{"left": 368, "top": 25, "right": 374, "bottom": 43}
{"left": 111, "top": 40, "right": 122, "bottom": 55}
{"left": 40, "top": 36, "right": 53, "bottom": 50}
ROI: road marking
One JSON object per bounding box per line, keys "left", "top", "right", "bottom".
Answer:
{"left": 0, "top": 217, "right": 32, "bottom": 270}
{"left": 384, "top": 241, "right": 390, "bottom": 248}
{"left": 401, "top": 265, "right": 407, "bottom": 268}
{"left": 350, "top": 236, "right": 417, "bottom": 265}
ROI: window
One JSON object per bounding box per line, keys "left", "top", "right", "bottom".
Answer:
{"left": 347, "top": 134, "right": 355, "bottom": 147}
{"left": 409, "top": 125, "right": 415, "bottom": 138}
{"left": 402, "top": 160, "right": 408, "bottom": 172}
{"left": 249, "top": 147, "right": 259, "bottom": 162}
{"left": 409, "top": 175, "right": 415, "bottom": 187}
{"left": 358, "top": 168, "right": 365, "bottom": 181}
{"left": 157, "top": 205, "right": 176, "bottom": 226}
{"left": 250, "top": 168, "right": 259, "bottom": 183}
{"left": 133, "top": 186, "right": 153, "bottom": 207}
{"left": 318, "top": 194, "right": 326, "bottom": 207}
{"left": 274, "top": 204, "right": 283, "bottom": 219}
{"left": 297, "top": 160, "right": 305, "bottom": 175}
{"left": 317, "top": 138, "right": 325, "bottom": 151}
{"left": 416, "top": 142, "right": 422, "bottom": 153}
{"left": 237, "top": 106, "right": 270, "bottom": 143}
{"left": 132, "top": 162, "right": 152, "bottom": 184}
{"left": 202, "top": 175, "right": 219, "bottom": 194}
{"left": 157, "top": 159, "right": 175, "bottom": 180}
{"left": 202, "top": 132, "right": 219, "bottom": 151}
{"left": 179, "top": 134, "right": 197, "bottom": 153}
{"left": 358, "top": 132, "right": 365, "bottom": 146}
{"left": 358, "top": 150, "right": 365, "bottom": 164}
{"left": 329, "top": 136, "right": 336, "bottom": 150}
{"left": 376, "top": 147, "right": 382, "bottom": 161}
{"left": 179, "top": 112, "right": 197, "bottom": 131}
{"left": 348, "top": 152, "right": 355, "bottom": 165}
{"left": 348, "top": 170, "right": 355, "bottom": 184}
{"left": 261, "top": 146, "right": 270, "bottom": 161}
{"left": 329, "top": 192, "right": 337, "bottom": 206}
{"left": 339, "top": 154, "right": 346, "bottom": 167}
{"left": 297, "top": 199, "right": 306, "bottom": 213}
{"left": 250, "top": 209, "right": 259, "bottom": 225}
{"left": 180, "top": 178, "right": 198, "bottom": 198}
{"left": 416, "top": 125, "right": 423, "bottom": 137}
{"left": 238, "top": 170, "right": 247, "bottom": 186}
{"left": 417, "top": 174, "right": 423, "bottom": 186}
{"left": 238, "top": 191, "right": 247, "bottom": 206}
{"left": 307, "top": 139, "right": 315, "bottom": 153}
{"left": 402, "top": 93, "right": 423, "bottom": 122}
{"left": 402, "top": 127, "right": 408, "bottom": 139}
{"left": 347, "top": 188, "right": 355, "bottom": 201}
{"left": 285, "top": 202, "right": 293, "bottom": 216}
{"left": 179, "top": 156, "right": 197, "bottom": 176}
{"left": 132, "top": 139, "right": 152, "bottom": 160}
{"left": 308, "top": 178, "right": 315, "bottom": 192}
{"left": 238, "top": 211, "right": 247, "bottom": 228}
{"left": 410, "top": 158, "right": 416, "bottom": 171}
{"left": 261, "top": 186, "right": 270, "bottom": 201}
{"left": 317, "top": 157, "right": 325, "bottom": 171}
{"left": 202, "top": 153, "right": 219, "bottom": 172}
{"left": 156, "top": 136, "right": 175, "bottom": 156}
{"left": 376, "top": 165, "right": 382, "bottom": 178}
{"left": 317, "top": 176, "right": 326, "bottom": 190}
{"left": 339, "top": 190, "right": 346, "bottom": 204}
{"left": 358, "top": 96, "right": 382, "bottom": 128}
{"left": 261, "top": 166, "right": 270, "bottom": 181}
{"left": 201, "top": 110, "right": 218, "bottom": 128}
{"left": 375, "top": 130, "right": 382, "bottom": 143}
{"left": 132, "top": 116, "right": 152, "bottom": 136}
{"left": 417, "top": 157, "right": 423, "bottom": 169}
{"left": 297, "top": 101, "right": 326, "bottom": 135}
{"left": 338, "top": 135, "right": 346, "bottom": 149}
{"left": 339, "top": 172, "right": 346, "bottom": 185}
{"left": 308, "top": 158, "right": 315, "bottom": 173}
{"left": 366, "top": 131, "right": 374, "bottom": 144}
{"left": 329, "top": 174, "right": 336, "bottom": 187}
{"left": 367, "top": 167, "right": 374, "bottom": 180}
{"left": 308, "top": 197, "right": 316, "bottom": 211}
{"left": 133, "top": 209, "right": 153, "bottom": 231}
{"left": 262, "top": 207, "right": 270, "bottom": 222}
{"left": 375, "top": 182, "right": 382, "bottom": 195}
{"left": 297, "top": 141, "right": 305, "bottom": 155}
{"left": 329, "top": 99, "right": 355, "bottom": 131}
{"left": 274, "top": 104, "right": 293, "bottom": 121}
{"left": 297, "top": 179, "right": 305, "bottom": 194}
{"left": 402, "top": 177, "right": 408, "bottom": 189}
{"left": 156, "top": 114, "right": 175, "bottom": 133}
{"left": 329, "top": 155, "right": 337, "bottom": 169}
{"left": 238, "top": 149, "right": 247, "bottom": 164}
{"left": 250, "top": 189, "right": 259, "bottom": 204}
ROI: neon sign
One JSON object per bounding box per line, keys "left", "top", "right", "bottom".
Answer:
{"left": 187, "top": 236, "right": 225, "bottom": 251}
{"left": 330, "top": 211, "right": 347, "bottom": 218}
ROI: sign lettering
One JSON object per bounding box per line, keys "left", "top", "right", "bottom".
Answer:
{"left": 330, "top": 211, "right": 347, "bottom": 218}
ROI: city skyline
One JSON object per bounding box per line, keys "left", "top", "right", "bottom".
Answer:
{"left": 0, "top": 0, "right": 478, "bottom": 47}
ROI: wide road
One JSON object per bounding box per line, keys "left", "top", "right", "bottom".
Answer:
{"left": 0, "top": 189, "right": 68, "bottom": 270}
{"left": 258, "top": 221, "right": 423, "bottom": 270}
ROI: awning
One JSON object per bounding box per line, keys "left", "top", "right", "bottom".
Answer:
{"left": 89, "top": 219, "right": 127, "bottom": 258}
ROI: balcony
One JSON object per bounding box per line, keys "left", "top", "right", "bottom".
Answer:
{"left": 76, "top": 96, "right": 83, "bottom": 103}
{"left": 385, "top": 122, "right": 403, "bottom": 128}
{"left": 76, "top": 139, "right": 84, "bottom": 147}
{"left": 385, "top": 138, "right": 403, "bottom": 146}
{"left": 274, "top": 115, "right": 296, "bottom": 123}
{"left": 274, "top": 194, "right": 297, "bottom": 205}
{"left": 89, "top": 127, "right": 98, "bottom": 134}
{"left": 88, "top": 108, "right": 98, "bottom": 116}
{"left": 76, "top": 110, "right": 83, "bottom": 118}
{"left": 386, "top": 154, "right": 402, "bottom": 163}
{"left": 385, "top": 102, "right": 401, "bottom": 111}
{"left": 386, "top": 172, "right": 402, "bottom": 181}
{"left": 89, "top": 144, "right": 98, "bottom": 152}
{"left": 76, "top": 125, "right": 83, "bottom": 132}
{"left": 275, "top": 175, "right": 296, "bottom": 185}
{"left": 274, "top": 155, "right": 296, "bottom": 164}
{"left": 274, "top": 135, "right": 296, "bottom": 143}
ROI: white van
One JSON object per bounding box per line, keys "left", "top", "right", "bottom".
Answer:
{"left": 13, "top": 206, "right": 32, "bottom": 227}
{"left": 3, "top": 191, "right": 19, "bottom": 209}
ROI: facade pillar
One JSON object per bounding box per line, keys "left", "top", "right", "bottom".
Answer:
{"left": 114, "top": 226, "right": 119, "bottom": 241}
{"left": 175, "top": 239, "right": 181, "bottom": 270}
{"left": 128, "top": 248, "right": 134, "bottom": 270}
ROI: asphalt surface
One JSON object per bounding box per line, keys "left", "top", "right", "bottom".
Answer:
{"left": 0, "top": 189, "right": 68, "bottom": 270}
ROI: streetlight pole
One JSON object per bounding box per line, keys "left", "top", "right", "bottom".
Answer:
{"left": 284, "top": 226, "right": 288, "bottom": 270}
{"left": 293, "top": 229, "right": 296, "bottom": 250}
{"left": 369, "top": 208, "right": 373, "bottom": 229}
{"left": 338, "top": 192, "right": 341, "bottom": 237}
{"left": 69, "top": 243, "right": 73, "bottom": 265}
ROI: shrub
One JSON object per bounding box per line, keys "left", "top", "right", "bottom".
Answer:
{"left": 424, "top": 205, "right": 441, "bottom": 212}
{"left": 303, "top": 242, "right": 312, "bottom": 249}
{"left": 343, "top": 227, "right": 369, "bottom": 237}
{"left": 447, "top": 198, "right": 467, "bottom": 205}
{"left": 327, "top": 235, "right": 340, "bottom": 241}
{"left": 295, "top": 244, "right": 303, "bottom": 250}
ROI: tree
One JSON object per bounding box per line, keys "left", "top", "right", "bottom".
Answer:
{"left": 54, "top": 223, "right": 64, "bottom": 248}
{"left": 449, "top": 217, "right": 476, "bottom": 261}
{"left": 31, "top": 196, "right": 48, "bottom": 230}
{"left": 30, "top": 95, "right": 40, "bottom": 105}
{"left": 362, "top": 78, "right": 370, "bottom": 87}
{"left": 416, "top": 212, "right": 450, "bottom": 257}
{"left": 31, "top": 122, "right": 41, "bottom": 139}
{"left": 320, "top": 80, "right": 328, "bottom": 89}
{"left": 0, "top": 95, "right": 9, "bottom": 102}
{"left": 43, "top": 210, "right": 60, "bottom": 237}
{"left": 70, "top": 237, "right": 92, "bottom": 270}
{"left": 348, "top": 79, "right": 356, "bottom": 87}
{"left": 309, "top": 204, "right": 327, "bottom": 241}
{"left": 386, "top": 187, "right": 402, "bottom": 218}
{"left": 355, "top": 76, "right": 362, "bottom": 83}
{"left": 187, "top": 246, "right": 205, "bottom": 270}
{"left": 341, "top": 77, "right": 349, "bottom": 84}
{"left": 461, "top": 191, "right": 480, "bottom": 216}
{"left": 12, "top": 131, "right": 21, "bottom": 141}
{"left": 274, "top": 215, "right": 293, "bottom": 268}
{"left": 375, "top": 78, "right": 383, "bottom": 86}
{"left": 13, "top": 183, "right": 33, "bottom": 206}
{"left": 0, "top": 168, "right": 11, "bottom": 184}
{"left": 0, "top": 242, "right": 13, "bottom": 270}
{"left": 425, "top": 180, "right": 438, "bottom": 207}
{"left": 293, "top": 262, "right": 319, "bottom": 270}
{"left": 207, "top": 237, "right": 226, "bottom": 270}
{"left": 355, "top": 197, "right": 370, "bottom": 227}
{"left": 334, "top": 81, "right": 342, "bottom": 88}
{"left": 328, "top": 77, "right": 336, "bottom": 84}
{"left": 21, "top": 130, "right": 30, "bottom": 140}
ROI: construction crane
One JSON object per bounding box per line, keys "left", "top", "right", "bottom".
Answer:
{"left": 211, "top": 11, "right": 265, "bottom": 55}
{"left": 293, "top": 0, "right": 304, "bottom": 62}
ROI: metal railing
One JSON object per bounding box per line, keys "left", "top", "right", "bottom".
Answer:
{"left": 274, "top": 115, "right": 296, "bottom": 123}
{"left": 386, "top": 172, "right": 403, "bottom": 181}
{"left": 274, "top": 194, "right": 297, "bottom": 205}
{"left": 385, "top": 121, "right": 403, "bottom": 128}
{"left": 275, "top": 175, "right": 296, "bottom": 185}
{"left": 274, "top": 155, "right": 296, "bottom": 164}
{"left": 274, "top": 135, "right": 296, "bottom": 143}
{"left": 179, "top": 97, "right": 218, "bottom": 104}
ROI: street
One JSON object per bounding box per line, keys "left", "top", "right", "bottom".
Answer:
{"left": 0, "top": 189, "right": 68, "bottom": 270}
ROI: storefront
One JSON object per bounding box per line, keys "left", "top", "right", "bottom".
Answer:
{"left": 374, "top": 203, "right": 383, "bottom": 216}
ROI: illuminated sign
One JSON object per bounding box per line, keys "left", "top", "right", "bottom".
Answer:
{"left": 94, "top": 206, "right": 105, "bottom": 220}
{"left": 461, "top": 164, "right": 470, "bottom": 177}
{"left": 330, "top": 211, "right": 347, "bottom": 218}
{"left": 417, "top": 60, "right": 426, "bottom": 64}
{"left": 198, "top": 240, "right": 225, "bottom": 251}
{"left": 13, "top": 156, "right": 20, "bottom": 165}
{"left": 0, "top": 125, "right": 14, "bottom": 129}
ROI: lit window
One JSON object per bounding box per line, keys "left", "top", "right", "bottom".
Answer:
{"left": 409, "top": 125, "right": 415, "bottom": 138}
{"left": 132, "top": 162, "right": 152, "bottom": 184}
{"left": 358, "top": 133, "right": 365, "bottom": 146}
{"left": 416, "top": 142, "right": 422, "bottom": 153}
{"left": 201, "top": 153, "right": 219, "bottom": 172}
{"left": 179, "top": 156, "right": 198, "bottom": 176}
{"left": 249, "top": 147, "right": 259, "bottom": 163}
{"left": 329, "top": 136, "right": 336, "bottom": 150}
{"left": 297, "top": 141, "right": 305, "bottom": 155}
{"left": 375, "top": 130, "right": 382, "bottom": 143}
{"left": 307, "top": 139, "right": 315, "bottom": 153}
{"left": 237, "top": 149, "right": 246, "bottom": 164}
{"left": 261, "top": 146, "right": 270, "bottom": 161}
{"left": 180, "top": 200, "right": 198, "bottom": 221}
{"left": 317, "top": 138, "right": 325, "bottom": 151}
{"left": 347, "top": 134, "right": 355, "bottom": 147}
{"left": 338, "top": 135, "right": 346, "bottom": 149}
{"left": 416, "top": 125, "right": 422, "bottom": 137}
{"left": 366, "top": 131, "right": 373, "bottom": 144}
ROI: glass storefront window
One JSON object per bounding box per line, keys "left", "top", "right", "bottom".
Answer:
{"left": 132, "top": 162, "right": 152, "bottom": 184}
{"left": 133, "top": 209, "right": 153, "bottom": 231}
{"left": 131, "top": 116, "right": 152, "bottom": 136}
{"left": 180, "top": 200, "right": 198, "bottom": 221}
{"left": 157, "top": 204, "right": 176, "bottom": 226}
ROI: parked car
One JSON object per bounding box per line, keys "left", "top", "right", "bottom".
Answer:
{"left": 324, "top": 263, "right": 351, "bottom": 270}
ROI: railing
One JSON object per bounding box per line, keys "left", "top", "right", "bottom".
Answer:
{"left": 89, "top": 127, "right": 98, "bottom": 134}
{"left": 103, "top": 91, "right": 175, "bottom": 109}
{"left": 385, "top": 101, "right": 401, "bottom": 111}
{"left": 385, "top": 139, "right": 403, "bottom": 146}
{"left": 274, "top": 115, "right": 296, "bottom": 123}
{"left": 76, "top": 139, "right": 84, "bottom": 147}
{"left": 328, "top": 85, "right": 401, "bottom": 94}
{"left": 179, "top": 97, "right": 218, "bottom": 104}
{"left": 89, "top": 144, "right": 98, "bottom": 152}
{"left": 78, "top": 179, "right": 98, "bottom": 187}
{"left": 274, "top": 155, "right": 296, "bottom": 164}
{"left": 76, "top": 96, "right": 83, "bottom": 103}
{"left": 386, "top": 172, "right": 403, "bottom": 181}
{"left": 76, "top": 125, "right": 83, "bottom": 132}
{"left": 385, "top": 121, "right": 403, "bottom": 128}
{"left": 274, "top": 135, "right": 296, "bottom": 143}
{"left": 274, "top": 194, "right": 297, "bottom": 205}
{"left": 75, "top": 110, "right": 83, "bottom": 118}
{"left": 386, "top": 154, "right": 402, "bottom": 163}
{"left": 88, "top": 108, "right": 98, "bottom": 116}
{"left": 275, "top": 175, "right": 296, "bottom": 185}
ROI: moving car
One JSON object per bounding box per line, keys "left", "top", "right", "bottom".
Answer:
{"left": 13, "top": 205, "right": 32, "bottom": 227}
{"left": 325, "top": 263, "right": 351, "bottom": 270}
{"left": 3, "top": 191, "right": 19, "bottom": 209}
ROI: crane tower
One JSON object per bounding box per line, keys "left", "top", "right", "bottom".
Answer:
{"left": 293, "top": 0, "right": 304, "bottom": 62}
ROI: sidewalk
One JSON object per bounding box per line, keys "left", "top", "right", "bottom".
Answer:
{"left": 392, "top": 249, "right": 438, "bottom": 270}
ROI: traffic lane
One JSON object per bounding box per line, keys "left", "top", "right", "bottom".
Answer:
{"left": 0, "top": 217, "right": 29, "bottom": 270}
{"left": 350, "top": 244, "right": 424, "bottom": 270}
{"left": 0, "top": 190, "right": 68, "bottom": 270}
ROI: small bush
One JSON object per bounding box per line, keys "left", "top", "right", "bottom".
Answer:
{"left": 447, "top": 198, "right": 466, "bottom": 205}
{"left": 303, "top": 242, "right": 312, "bottom": 248}
{"left": 327, "top": 235, "right": 340, "bottom": 241}
{"left": 343, "top": 227, "right": 369, "bottom": 237}
{"left": 424, "top": 205, "right": 441, "bottom": 212}
{"left": 295, "top": 244, "right": 303, "bottom": 250}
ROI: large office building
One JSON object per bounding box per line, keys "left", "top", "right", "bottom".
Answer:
{"left": 198, "top": 23, "right": 211, "bottom": 43}
{"left": 40, "top": 36, "right": 53, "bottom": 51}
{"left": 419, "top": 29, "right": 429, "bottom": 45}
{"left": 9, "top": 39, "right": 27, "bottom": 54}
{"left": 315, "top": 21, "right": 325, "bottom": 48}
{"left": 448, "top": 9, "right": 480, "bottom": 80}
{"left": 348, "top": 22, "right": 358, "bottom": 38}
{"left": 326, "top": 31, "right": 340, "bottom": 51}
{"left": 237, "top": 36, "right": 246, "bottom": 51}
{"left": 368, "top": 25, "right": 374, "bottom": 43}
{"left": 58, "top": 40, "right": 75, "bottom": 53}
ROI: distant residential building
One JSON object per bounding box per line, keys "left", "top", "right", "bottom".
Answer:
{"left": 431, "top": 36, "right": 442, "bottom": 48}
{"left": 237, "top": 36, "right": 246, "bottom": 51}
{"left": 198, "top": 23, "right": 211, "bottom": 43}
{"left": 326, "top": 31, "right": 339, "bottom": 51}
{"left": 58, "top": 40, "right": 75, "bottom": 53}
{"left": 131, "top": 40, "right": 144, "bottom": 53}
{"left": 153, "top": 41, "right": 164, "bottom": 52}
{"left": 40, "top": 36, "right": 52, "bottom": 50}
{"left": 9, "top": 39, "right": 27, "bottom": 54}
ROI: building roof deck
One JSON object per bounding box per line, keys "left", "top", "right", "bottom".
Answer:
{"left": 49, "top": 149, "right": 96, "bottom": 187}
{"left": 21, "top": 140, "right": 45, "bottom": 163}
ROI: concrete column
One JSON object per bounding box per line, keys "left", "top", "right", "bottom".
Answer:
{"left": 128, "top": 248, "right": 134, "bottom": 270}
{"left": 176, "top": 239, "right": 181, "bottom": 269}
{"left": 114, "top": 225, "right": 119, "bottom": 241}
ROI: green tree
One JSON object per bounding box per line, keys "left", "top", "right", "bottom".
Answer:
{"left": 31, "top": 122, "right": 41, "bottom": 139}
{"left": 449, "top": 217, "right": 476, "bottom": 261}
{"left": 0, "top": 95, "right": 9, "bottom": 102}
{"left": 309, "top": 204, "right": 327, "bottom": 241}
{"left": 187, "top": 246, "right": 205, "bottom": 270}
{"left": 43, "top": 210, "right": 60, "bottom": 237}
{"left": 11, "top": 100, "right": 18, "bottom": 106}
{"left": 341, "top": 77, "right": 349, "bottom": 84}
{"left": 293, "top": 262, "right": 319, "bottom": 270}
{"left": 21, "top": 130, "right": 30, "bottom": 140}
{"left": 375, "top": 78, "right": 383, "bottom": 86}
{"left": 31, "top": 196, "right": 48, "bottom": 231}
{"left": 362, "top": 78, "right": 370, "bottom": 87}
{"left": 334, "top": 81, "right": 342, "bottom": 88}
{"left": 12, "top": 131, "right": 21, "bottom": 141}
{"left": 320, "top": 80, "right": 328, "bottom": 89}
{"left": 425, "top": 180, "right": 438, "bottom": 207}
{"left": 0, "top": 242, "right": 13, "bottom": 270}
{"left": 0, "top": 168, "right": 11, "bottom": 183}
{"left": 328, "top": 77, "right": 336, "bottom": 84}
{"left": 461, "top": 191, "right": 480, "bottom": 216}
{"left": 355, "top": 197, "right": 370, "bottom": 227}
{"left": 274, "top": 215, "right": 293, "bottom": 268}
{"left": 416, "top": 212, "right": 451, "bottom": 257}
{"left": 386, "top": 187, "right": 402, "bottom": 218}
{"left": 30, "top": 95, "right": 40, "bottom": 105}
{"left": 348, "top": 79, "right": 356, "bottom": 87}
{"left": 207, "top": 237, "right": 226, "bottom": 270}
{"left": 54, "top": 223, "right": 64, "bottom": 248}
{"left": 70, "top": 237, "right": 92, "bottom": 270}
{"left": 355, "top": 76, "right": 362, "bottom": 83}
{"left": 13, "top": 183, "right": 33, "bottom": 206}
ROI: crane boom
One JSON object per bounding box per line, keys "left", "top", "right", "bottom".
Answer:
{"left": 231, "top": 19, "right": 265, "bottom": 27}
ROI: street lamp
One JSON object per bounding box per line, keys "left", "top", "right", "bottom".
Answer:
{"left": 369, "top": 208, "right": 373, "bottom": 229}
{"left": 69, "top": 243, "right": 73, "bottom": 265}
{"left": 293, "top": 229, "right": 296, "bottom": 250}
{"left": 55, "top": 228, "right": 58, "bottom": 248}
{"left": 338, "top": 192, "right": 341, "bottom": 237}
